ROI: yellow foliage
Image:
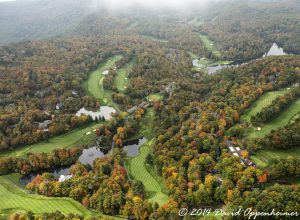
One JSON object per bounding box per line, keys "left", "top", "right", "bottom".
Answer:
{"left": 117, "top": 127, "right": 125, "bottom": 135}
{"left": 133, "top": 196, "right": 142, "bottom": 203}
{"left": 172, "top": 172, "right": 179, "bottom": 178}
{"left": 204, "top": 174, "right": 215, "bottom": 187}
{"left": 240, "top": 150, "right": 249, "bottom": 158}
{"left": 227, "top": 189, "right": 233, "bottom": 201}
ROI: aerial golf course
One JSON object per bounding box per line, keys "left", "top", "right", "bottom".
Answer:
{"left": 0, "top": 56, "right": 169, "bottom": 218}
{"left": 241, "top": 88, "right": 300, "bottom": 168}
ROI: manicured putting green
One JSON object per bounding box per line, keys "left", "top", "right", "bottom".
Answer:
{"left": 0, "top": 124, "right": 98, "bottom": 158}
{"left": 126, "top": 140, "right": 168, "bottom": 206}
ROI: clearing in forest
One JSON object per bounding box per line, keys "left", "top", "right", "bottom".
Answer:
{"left": 0, "top": 124, "right": 98, "bottom": 158}
{"left": 82, "top": 55, "right": 123, "bottom": 106}
{"left": 199, "top": 34, "right": 222, "bottom": 57}
{"left": 241, "top": 89, "right": 289, "bottom": 123}
{"left": 126, "top": 140, "right": 169, "bottom": 206}
{"left": 0, "top": 174, "right": 98, "bottom": 218}
{"left": 242, "top": 89, "right": 300, "bottom": 168}
{"left": 246, "top": 98, "right": 300, "bottom": 139}
{"left": 146, "top": 93, "right": 163, "bottom": 103}
{"left": 115, "top": 60, "right": 135, "bottom": 92}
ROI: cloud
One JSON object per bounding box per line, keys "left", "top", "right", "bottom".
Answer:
{"left": 89, "top": 0, "right": 220, "bottom": 11}
{"left": 0, "top": 0, "right": 16, "bottom": 2}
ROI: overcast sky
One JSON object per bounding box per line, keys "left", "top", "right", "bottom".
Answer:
{"left": 89, "top": 0, "right": 219, "bottom": 10}
{"left": 0, "top": 0, "right": 223, "bottom": 10}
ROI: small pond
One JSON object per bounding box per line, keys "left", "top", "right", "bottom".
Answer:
{"left": 76, "top": 106, "right": 116, "bottom": 120}
{"left": 20, "top": 137, "right": 147, "bottom": 185}
{"left": 123, "top": 137, "right": 147, "bottom": 157}
{"left": 19, "top": 166, "right": 70, "bottom": 186}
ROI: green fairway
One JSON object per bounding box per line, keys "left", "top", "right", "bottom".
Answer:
{"left": 188, "top": 18, "right": 203, "bottom": 26}
{"left": 125, "top": 21, "right": 138, "bottom": 31}
{"left": 141, "top": 35, "right": 168, "bottom": 43}
{"left": 241, "top": 89, "right": 289, "bottom": 123}
{"left": 243, "top": 90, "right": 300, "bottom": 168}
{"left": 0, "top": 124, "right": 98, "bottom": 158}
{"left": 82, "top": 55, "right": 123, "bottom": 106}
{"left": 0, "top": 174, "right": 126, "bottom": 219}
{"left": 115, "top": 60, "right": 134, "bottom": 92}
{"left": 251, "top": 146, "right": 300, "bottom": 168}
{"left": 0, "top": 174, "right": 98, "bottom": 217}
{"left": 126, "top": 140, "right": 168, "bottom": 206}
{"left": 245, "top": 98, "right": 300, "bottom": 139}
{"left": 189, "top": 34, "right": 232, "bottom": 72}
{"left": 199, "top": 34, "right": 221, "bottom": 58}
{"left": 197, "top": 57, "right": 232, "bottom": 66}
{"left": 146, "top": 93, "right": 163, "bottom": 103}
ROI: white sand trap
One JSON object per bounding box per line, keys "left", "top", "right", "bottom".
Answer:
{"left": 229, "top": 146, "right": 235, "bottom": 152}
{"left": 233, "top": 153, "right": 239, "bottom": 157}
{"left": 236, "top": 147, "right": 241, "bottom": 151}
{"left": 86, "top": 131, "right": 91, "bottom": 135}
{"left": 257, "top": 127, "right": 261, "bottom": 131}
{"left": 210, "top": 43, "right": 214, "bottom": 46}
{"left": 102, "top": 70, "right": 109, "bottom": 75}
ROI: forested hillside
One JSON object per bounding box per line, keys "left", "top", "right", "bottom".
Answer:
{"left": 0, "top": 0, "right": 300, "bottom": 219}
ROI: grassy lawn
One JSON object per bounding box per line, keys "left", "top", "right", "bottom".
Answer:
{"left": 245, "top": 98, "right": 300, "bottom": 139}
{"left": 115, "top": 59, "right": 135, "bottom": 92}
{"left": 241, "top": 89, "right": 289, "bottom": 123}
{"left": 197, "top": 57, "right": 232, "bottom": 66}
{"left": 0, "top": 174, "right": 99, "bottom": 218}
{"left": 141, "top": 35, "right": 168, "bottom": 43}
{"left": 82, "top": 55, "right": 123, "bottom": 106}
{"left": 125, "top": 109, "right": 168, "bottom": 206}
{"left": 199, "top": 34, "right": 221, "bottom": 58}
{"left": 139, "top": 108, "right": 156, "bottom": 139}
{"left": 0, "top": 123, "right": 98, "bottom": 158}
{"left": 146, "top": 93, "right": 163, "bottom": 103}
{"left": 125, "top": 139, "right": 168, "bottom": 206}
{"left": 188, "top": 18, "right": 203, "bottom": 26}
{"left": 0, "top": 174, "right": 126, "bottom": 219}
{"left": 189, "top": 37, "right": 232, "bottom": 74}
{"left": 242, "top": 89, "right": 300, "bottom": 168}
{"left": 251, "top": 146, "right": 300, "bottom": 168}
{"left": 125, "top": 21, "right": 138, "bottom": 31}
